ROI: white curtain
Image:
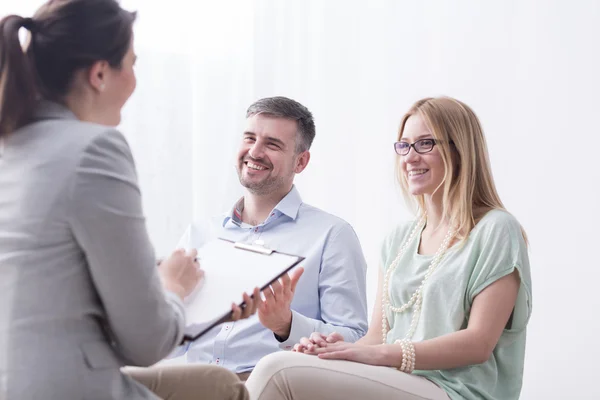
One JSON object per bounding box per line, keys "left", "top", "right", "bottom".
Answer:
{"left": 4, "top": 1, "right": 600, "bottom": 399}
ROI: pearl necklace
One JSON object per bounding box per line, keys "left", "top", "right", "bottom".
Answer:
{"left": 382, "top": 215, "right": 455, "bottom": 344}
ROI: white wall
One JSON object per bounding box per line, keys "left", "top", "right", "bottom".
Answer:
{"left": 4, "top": 1, "right": 600, "bottom": 398}
{"left": 245, "top": 4, "right": 600, "bottom": 398}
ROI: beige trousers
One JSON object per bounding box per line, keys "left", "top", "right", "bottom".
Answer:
{"left": 123, "top": 364, "right": 249, "bottom": 400}
{"left": 245, "top": 352, "right": 450, "bottom": 400}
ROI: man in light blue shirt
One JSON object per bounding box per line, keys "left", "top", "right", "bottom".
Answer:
{"left": 126, "top": 97, "right": 367, "bottom": 394}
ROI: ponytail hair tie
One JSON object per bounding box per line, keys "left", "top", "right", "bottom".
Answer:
{"left": 22, "top": 17, "right": 37, "bottom": 33}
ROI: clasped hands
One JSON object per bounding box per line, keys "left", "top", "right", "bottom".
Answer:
{"left": 292, "top": 332, "right": 391, "bottom": 366}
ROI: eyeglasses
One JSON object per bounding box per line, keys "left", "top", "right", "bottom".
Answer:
{"left": 394, "top": 138, "right": 438, "bottom": 156}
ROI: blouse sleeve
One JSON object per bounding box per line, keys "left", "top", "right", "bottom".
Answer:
{"left": 466, "top": 211, "right": 533, "bottom": 335}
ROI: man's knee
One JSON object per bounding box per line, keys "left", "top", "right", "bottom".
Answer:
{"left": 204, "top": 365, "right": 241, "bottom": 386}
{"left": 124, "top": 364, "right": 248, "bottom": 400}
{"left": 202, "top": 366, "right": 249, "bottom": 400}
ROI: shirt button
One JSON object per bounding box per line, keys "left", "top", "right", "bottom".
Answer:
{"left": 225, "top": 325, "right": 230, "bottom": 330}
{"left": 254, "top": 228, "right": 258, "bottom": 232}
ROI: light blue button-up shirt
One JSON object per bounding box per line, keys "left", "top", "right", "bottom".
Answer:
{"left": 172, "top": 186, "right": 368, "bottom": 373}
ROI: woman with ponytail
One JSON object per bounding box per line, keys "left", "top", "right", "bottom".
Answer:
{"left": 0, "top": 1, "right": 253, "bottom": 399}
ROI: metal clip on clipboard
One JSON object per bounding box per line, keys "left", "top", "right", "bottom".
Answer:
{"left": 233, "top": 240, "right": 273, "bottom": 255}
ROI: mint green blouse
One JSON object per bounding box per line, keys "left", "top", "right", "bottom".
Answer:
{"left": 381, "top": 210, "right": 532, "bottom": 400}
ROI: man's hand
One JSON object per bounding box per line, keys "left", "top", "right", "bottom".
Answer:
{"left": 257, "top": 267, "right": 304, "bottom": 339}
{"left": 293, "top": 332, "right": 344, "bottom": 353}
{"left": 224, "top": 287, "right": 262, "bottom": 322}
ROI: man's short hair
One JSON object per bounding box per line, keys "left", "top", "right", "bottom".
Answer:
{"left": 246, "top": 96, "right": 316, "bottom": 153}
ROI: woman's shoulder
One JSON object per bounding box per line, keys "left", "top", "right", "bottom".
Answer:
{"left": 14, "top": 115, "right": 130, "bottom": 180}
{"left": 472, "top": 209, "right": 523, "bottom": 238}
{"left": 467, "top": 209, "right": 528, "bottom": 259}
{"left": 68, "top": 121, "right": 129, "bottom": 151}
{"left": 385, "top": 218, "right": 421, "bottom": 244}
{"left": 26, "top": 116, "right": 128, "bottom": 155}
{"left": 27, "top": 101, "right": 125, "bottom": 145}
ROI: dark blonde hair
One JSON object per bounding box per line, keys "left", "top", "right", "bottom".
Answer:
{"left": 396, "top": 96, "right": 527, "bottom": 242}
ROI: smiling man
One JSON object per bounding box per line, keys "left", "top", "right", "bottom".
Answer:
{"left": 125, "top": 97, "right": 368, "bottom": 397}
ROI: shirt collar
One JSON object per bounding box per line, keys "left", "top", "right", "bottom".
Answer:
{"left": 275, "top": 185, "right": 302, "bottom": 220}
{"left": 31, "top": 100, "right": 78, "bottom": 123}
{"left": 222, "top": 185, "right": 303, "bottom": 227}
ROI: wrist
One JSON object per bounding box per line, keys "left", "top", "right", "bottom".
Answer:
{"left": 394, "top": 339, "right": 416, "bottom": 373}
{"left": 273, "top": 310, "right": 293, "bottom": 339}
{"left": 163, "top": 280, "right": 186, "bottom": 300}
{"left": 380, "top": 343, "right": 403, "bottom": 367}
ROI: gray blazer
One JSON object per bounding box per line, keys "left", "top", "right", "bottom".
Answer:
{"left": 0, "top": 101, "right": 185, "bottom": 399}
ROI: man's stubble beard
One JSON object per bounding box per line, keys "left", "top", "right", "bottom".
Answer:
{"left": 237, "top": 165, "right": 286, "bottom": 196}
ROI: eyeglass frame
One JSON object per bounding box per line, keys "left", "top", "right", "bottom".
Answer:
{"left": 393, "top": 138, "right": 454, "bottom": 156}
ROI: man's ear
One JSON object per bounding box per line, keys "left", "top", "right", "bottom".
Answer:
{"left": 87, "top": 60, "right": 110, "bottom": 92}
{"left": 294, "top": 151, "right": 310, "bottom": 174}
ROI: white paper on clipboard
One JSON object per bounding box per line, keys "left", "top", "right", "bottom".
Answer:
{"left": 182, "top": 238, "right": 304, "bottom": 342}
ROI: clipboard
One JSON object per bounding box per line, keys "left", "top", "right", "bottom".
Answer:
{"left": 181, "top": 238, "right": 304, "bottom": 343}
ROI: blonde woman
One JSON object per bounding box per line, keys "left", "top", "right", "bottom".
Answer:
{"left": 245, "top": 97, "right": 532, "bottom": 400}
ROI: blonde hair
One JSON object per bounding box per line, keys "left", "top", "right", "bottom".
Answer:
{"left": 396, "top": 96, "right": 526, "bottom": 242}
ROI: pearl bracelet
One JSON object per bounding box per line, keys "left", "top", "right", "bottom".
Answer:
{"left": 395, "top": 339, "right": 416, "bottom": 373}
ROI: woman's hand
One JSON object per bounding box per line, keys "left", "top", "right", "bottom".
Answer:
{"left": 158, "top": 248, "right": 203, "bottom": 300}
{"left": 293, "top": 332, "right": 345, "bottom": 353}
{"left": 313, "top": 342, "right": 396, "bottom": 366}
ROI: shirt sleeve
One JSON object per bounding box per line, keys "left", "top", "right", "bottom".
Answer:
{"left": 276, "top": 222, "right": 369, "bottom": 349}
{"left": 466, "top": 212, "right": 532, "bottom": 335}
{"left": 67, "top": 129, "right": 185, "bottom": 366}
